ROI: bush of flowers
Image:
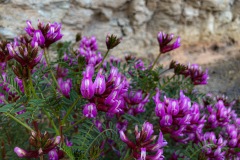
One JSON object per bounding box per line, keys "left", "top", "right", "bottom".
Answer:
{"left": 0, "top": 20, "right": 239, "bottom": 160}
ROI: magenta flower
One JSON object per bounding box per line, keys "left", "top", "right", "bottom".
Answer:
{"left": 31, "top": 30, "right": 45, "bottom": 47}
{"left": 83, "top": 103, "right": 98, "bottom": 118}
{"left": 153, "top": 89, "right": 205, "bottom": 142}
{"left": 48, "top": 149, "right": 59, "bottom": 160}
{"left": 78, "top": 36, "right": 101, "bottom": 66}
{"left": 119, "top": 121, "right": 167, "bottom": 160}
{"left": 7, "top": 41, "right": 43, "bottom": 70}
{"left": 157, "top": 32, "right": 180, "bottom": 53}
{"left": 25, "top": 20, "right": 63, "bottom": 48}
{"left": 14, "top": 133, "right": 61, "bottom": 159}
{"left": 94, "top": 68, "right": 106, "bottom": 95}
{"left": 57, "top": 78, "right": 72, "bottom": 98}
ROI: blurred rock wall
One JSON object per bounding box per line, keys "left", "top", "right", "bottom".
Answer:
{"left": 0, "top": 0, "right": 240, "bottom": 55}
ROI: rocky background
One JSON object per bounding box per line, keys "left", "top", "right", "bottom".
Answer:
{"left": 0, "top": 0, "right": 240, "bottom": 98}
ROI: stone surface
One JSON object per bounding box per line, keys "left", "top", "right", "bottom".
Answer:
{"left": 0, "top": 0, "right": 240, "bottom": 53}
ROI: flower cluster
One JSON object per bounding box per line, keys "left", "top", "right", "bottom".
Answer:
{"left": 153, "top": 89, "right": 206, "bottom": 143}
{"left": 25, "top": 20, "right": 63, "bottom": 48}
{"left": 170, "top": 61, "right": 209, "bottom": 85}
{"left": 157, "top": 32, "right": 180, "bottom": 53}
{"left": 78, "top": 36, "right": 102, "bottom": 66}
{"left": 81, "top": 65, "right": 129, "bottom": 117}
{"left": 120, "top": 122, "right": 167, "bottom": 160}
{"left": 14, "top": 131, "right": 61, "bottom": 158}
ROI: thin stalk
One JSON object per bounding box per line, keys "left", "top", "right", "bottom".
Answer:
{"left": 22, "top": 79, "right": 29, "bottom": 98}
{"left": 158, "top": 68, "right": 172, "bottom": 78}
{"left": 40, "top": 155, "right": 44, "bottom": 160}
{"left": 4, "top": 112, "right": 34, "bottom": 132}
{"left": 42, "top": 108, "right": 60, "bottom": 135}
{"left": 37, "top": 87, "right": 60, "bottom": 135}
{"left": 44, "top": 48, "right": 60, "bottom": 89}
{"left": 160, "top": 74, "right": 175, "bottom": 90}
{"left": 96, "top": 49, "right": 110, "bottom": 72}
{"left": 64, "top": 117, "right": 86, "bottom": 133}
{"left": 28, "top": 69, "right": 37, "bottom": 98}
{"left": 150, "top": 52, "right": 162, "bottom": 70}
{"left": 61, "top": 96, "right": 81, "bottom": 125}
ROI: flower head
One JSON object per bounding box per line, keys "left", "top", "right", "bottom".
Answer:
{"left": 157, "top": 32, "right": 180, "bottom": 53}
{"left": 106, "top": 34, "right": 121, "bottom": 50}
{"left": 25, "top": 20, "right": 63, "bottom": 48}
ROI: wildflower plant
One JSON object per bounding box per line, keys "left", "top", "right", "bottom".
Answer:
{"left": 0, "top": 20, "right": 239, "bottom": 160}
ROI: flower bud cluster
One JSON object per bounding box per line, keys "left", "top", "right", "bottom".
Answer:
{"left": 157, "top": 32, "right": 180, "bottom": 53}
{"left": 0, "top": 40, "right": 12, "bottom": 63}
{"left": 78, "top": 36, "right": 102, "bottom": 66}
{"left": 170, "top": 61, "right": 209, "bottom": 85}
{"left": 123, "top": 90, "right": 150, "bottom": 115}
{"left": 58, "top": 78, "right": 72, "bottom": 98}
{"left": 25, "top": 20, "right": 63, "bottom": 48}
{"left": 153, "top": 89, "right": 205, "bottom": 142}
{"left": 14, "top": 131, "right": 61, "bottom": 158}
{"left": 120, "top": 121, "right": 167, "bottom": 160}
{"left": 81, "top": 65, "right": 129, "bottom": 118}
{"left": 206, "top": 100, "right": 233, "bottom": 128}
{"left": 199, "top": 132, "right": 227, "bottom": 159}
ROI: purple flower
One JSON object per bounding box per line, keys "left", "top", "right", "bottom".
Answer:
{"left": 58, "top": 78, "right": 72, "bottom": 98}
{"left": 119, "top": 121, "right": 166, "bottom": 160}
{"left": 7, "top": 41, "right": 43, "bottom": 70}
{"left": 31, "top": 30, "right": 45, "bottom": 47}
{"left": 25, "top": 20, "right": 63, "bottom": 48}
{"left": 48, "top": 149, "right": 59, "bottom": 160}
{"left": 83, "top": 103, "right": 98, "bottom": 118}
{"left": 78, "top": 36, "right": 101, "bottom": 66}
{"left": 66, "top": 139, "right": 73, "bottom": 147}
{"left": 14, "top": 147, "right": 27, "bottom": 158}
{"left": 80, "top": 76, "right": 95, "bottom": 99}
{"left": 157, "top": 32, "right": 180, "bottom": 53}
{"left": 94, "top": 68, "right": 106, "bottom": 95}
{"left": 80, "top": 65, "right": 95, "bottom": 99}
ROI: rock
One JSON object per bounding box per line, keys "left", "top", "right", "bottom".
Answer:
{"left": 201, "top": 0, "right": 231, "bottom": 11}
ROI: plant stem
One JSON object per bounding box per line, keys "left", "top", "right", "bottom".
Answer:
{"left": 42, "top": 108, "right": 60, "bottom": 135}
{"left": 4, "top": 112, "right": 34, "bottom": 132}
{"left": 150, "top": 52, "right": 162, "bottom": 70}
{"left": 40, "top": 155, "right": 44, "bottom": 160}
{"left": 64, "top": 117, "right": 86, "bottom": 133}
{"left": 160, "top": 74, "right": 175, "bottom": 90}
{"left": 61, "top": 96, "right": 81, "bottom": 125}
{"left": 28, "top": 69, "right": 37, "bottom": 98}
{"left": 22, "top": 78, "right": 29, "bottom": 98}
{"left": 96, "top": 49, "right": 110, "bottom": 72}
{"left": 37, "top": 87, "right": 60, "bottom": 135}
{"left": 44, "top": 48, "right": 60, "bottom": 89}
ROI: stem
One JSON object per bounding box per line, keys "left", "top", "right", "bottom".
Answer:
{"left": 22, "top": 79, "right": 29, "bottom": 98}
{"left": 160, "top": 74, "right": 175, "bottom": 90}
{"left": 42, "top": 108, "right": 60, "bottom": 135}
{"left": 37, "top": 87, "right": 60, "bottom": 135}
{"left": 150, "top": 52, "right": 162, "bottom": 70}
{"left": 28, "top": 69, "right": 37, "bottom": 98}
{"left": 4, "top": 112, "right": 34, "bottom": 132}
{"left": 158, "top": 68, "right": 171, "bottom": 78}
{"left": 44, "top": 48, "right": 60, "bottom": 89}
{"left": 96, "top": 49, "right": 110, "bottom": 72}
{"left": 61, "top": 96, "right": 81, "bottom": 125}
{"left": 40, "top": 155, "right": 44, "bottom": 160}
{"left": 64, "top": 117, "right": 86, "bottom": 133}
